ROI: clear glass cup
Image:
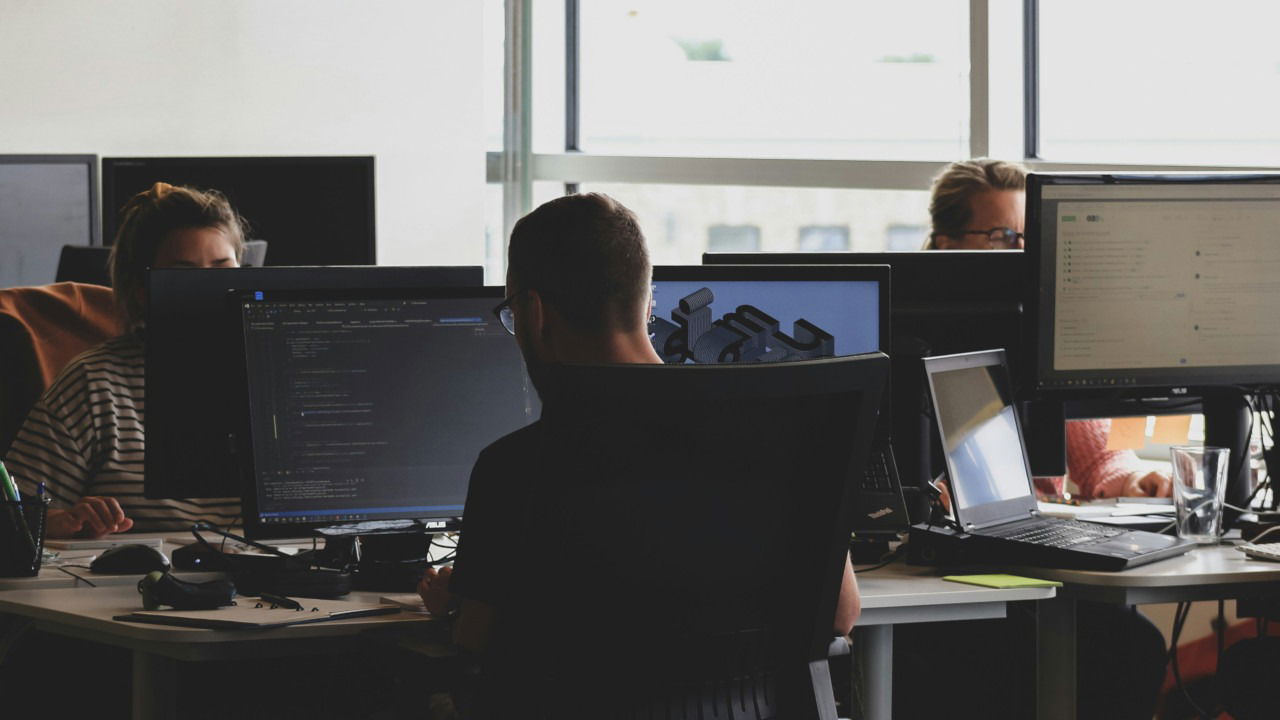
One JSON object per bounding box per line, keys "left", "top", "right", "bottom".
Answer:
{"left": 1169, "top": 445, "right": 1230, "bottom": 544}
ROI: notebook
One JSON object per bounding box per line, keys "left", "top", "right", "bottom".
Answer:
{"left": 115, "top": 599, "right": 400, "bottom": 630}
{"left": 923, "top": 350, "right": 1194, "bottom": 571}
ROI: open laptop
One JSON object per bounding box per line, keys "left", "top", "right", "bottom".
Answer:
{"left": 924, "top": 349, "right": 1194, "bottom": 571}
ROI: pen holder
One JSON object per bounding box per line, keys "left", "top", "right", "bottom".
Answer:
{"left": 0, "top": 498, "right": 48, "bottom": 577}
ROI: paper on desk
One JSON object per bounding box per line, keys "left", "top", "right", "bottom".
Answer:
{"left": 115, "top": 599, "right": 400, "bottom": 630}
{"left": 1037, "top": 501, "right": 1175, "bottom": 519}
{"left": 943, "top": 574, "right": 1062, "bottom": 589}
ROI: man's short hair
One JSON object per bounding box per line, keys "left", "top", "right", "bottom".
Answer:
{"left": 507, "top": 193, "right": 651, "bottom": 333}
{"left": 927, "top": 158, "right": 1027, "bottom": 247}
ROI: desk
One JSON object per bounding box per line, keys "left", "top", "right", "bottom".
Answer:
{"left": 853, "top": 561, "right": 1058, "bottom": 720}
{"left": 1026, "top": 544, "right": 1280, "bottom": 720}
{"left": 0, "top": 584, "right": 436, "bottom": 720}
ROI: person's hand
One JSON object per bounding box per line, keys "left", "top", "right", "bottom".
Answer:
{"left": 1122, "top": 471, "right": 1173, "bottom": 498}
{"left": 934, "top": 478, "right": 953, "bottom": 514}
{"left": 418, "top": 565, "right": 455, "bottom": 617}
{"left": 45, "top": 496, "right": 133, "bottom": 539}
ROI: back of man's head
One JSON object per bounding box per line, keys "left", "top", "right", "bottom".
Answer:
{"left": 507, "top": 193, "right": 651, "bottom": 334}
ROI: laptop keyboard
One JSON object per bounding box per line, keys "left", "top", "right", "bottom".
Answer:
{"left": 987, "top": 518, "right": 1126, "bottom": 548}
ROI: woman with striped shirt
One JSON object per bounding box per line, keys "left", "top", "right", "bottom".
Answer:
{"left": 4, "top": 183, "right": 244, "bottom": 536}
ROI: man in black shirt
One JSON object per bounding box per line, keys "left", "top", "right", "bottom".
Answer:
{"left": 417, "top": 193, "right": 859, "bottom": 686}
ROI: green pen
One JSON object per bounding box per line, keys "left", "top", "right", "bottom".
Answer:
{"left": 0, "top": 460, "right": 38, "bottom": 568}
{"left": 0, "top": 460, "right": 20, "bottom": 502}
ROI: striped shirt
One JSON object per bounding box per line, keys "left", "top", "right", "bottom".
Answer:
{"left": 3, "top": 334, "right": 241, "bottom": 532}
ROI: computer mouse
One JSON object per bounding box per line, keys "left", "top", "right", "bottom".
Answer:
{"left": 89, "top": 544, "right": 172, "bottom": 575}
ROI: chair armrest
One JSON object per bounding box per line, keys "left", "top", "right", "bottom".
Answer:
{"left": 827, "top": 634, "right": 851, "bottom": 658}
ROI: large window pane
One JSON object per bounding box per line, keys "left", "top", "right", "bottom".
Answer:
{"left": 581, "top": 184, "right": 932, "bottom": 264}
{"left": 577, "top": 1, "right": 969, "bottom": 160}
{"left": 1040, "top": 1, "right": 1280, "bottom": 165}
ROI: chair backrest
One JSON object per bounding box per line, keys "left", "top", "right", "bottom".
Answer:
{"left": 0, "top": 283, "right": 118, "bottom": 456}
{"left": 241, "top": 239, "right": 268, "bottom": 267}
{"left": 482, "top": 353, "right": 887, "bottom": 719}
{"left": 54, "top": 245, "right": 112, "bottom": 286}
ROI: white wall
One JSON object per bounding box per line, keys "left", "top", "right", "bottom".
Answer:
{"left": 0, "top": 1, "right": 485, "bottom": 267}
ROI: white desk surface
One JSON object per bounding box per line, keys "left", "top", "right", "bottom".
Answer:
{"left": 1, "top": 532, "right": 315, "bottom": 591}
{"left": 1020, "top": 543, "right": 1280, "bottom": 587}
{"left": 0, "top": 585, "right": 435, "bottom": 657}
{"left": 858, "top": 560, "right": 1057, "bottom": 609}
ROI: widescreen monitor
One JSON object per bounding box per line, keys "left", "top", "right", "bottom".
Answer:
{"left": 0, "top": 155, "right": 99, "bottom": 288}
{"left": 236, "top": 286, "right": 535, "bottom": 539}
{"left": 1028, "top": 172, "right": 1280, "bottom": 393}
{"left": 102, "top": 156, "right": 375, "bottom": 266}
{"left": 649, "top": 264, "right": 888, "bottom": 365}
{"left": 144, "top": 266, "right": 483, "bottom": 503}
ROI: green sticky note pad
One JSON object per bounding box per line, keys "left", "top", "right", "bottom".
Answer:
{"left": 942, "top": 574, "right": 1062, "bottom": 589}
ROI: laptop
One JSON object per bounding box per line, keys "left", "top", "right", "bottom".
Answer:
{"left": 924, "top": 349, "right": 1194, "bottom": 571}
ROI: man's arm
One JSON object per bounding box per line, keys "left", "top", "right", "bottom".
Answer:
{"left": 419, "top": 566, "right": 496, "bottom": 654}
{"left": 834, "top": 553, "right": 859, "bottom": 636}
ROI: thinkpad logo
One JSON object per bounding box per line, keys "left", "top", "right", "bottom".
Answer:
{"left": 867, "top": 507, "right": 894, "bottom": 520}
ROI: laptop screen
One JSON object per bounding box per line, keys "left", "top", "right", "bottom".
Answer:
{"left": 925, "top": 351, "right": 1038, "bottom": 527}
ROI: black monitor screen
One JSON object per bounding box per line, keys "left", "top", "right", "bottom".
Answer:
{"left": 1029, "top": 173, "right": 1280, "bottom": 392}
{"left": 0, "top": 155, "right": 98, "bottom": 288}
{"left": 103, "top": 156, "right": 374, "bottom": 266}
{"left": 649, "top": 265, "right": 888, "bottom": 365}
{"left": 238, "top": 288, "right": 535, "bottom": 537}
{"left": 145, "top": 266, "right": 483, "bottom": 503}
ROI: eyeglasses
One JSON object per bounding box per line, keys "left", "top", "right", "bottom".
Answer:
{"left": 931, "top": 227, "right": 1024, "bottom": 249}
{"left": 493, "top": 293, "right": 520, "bottom": 335}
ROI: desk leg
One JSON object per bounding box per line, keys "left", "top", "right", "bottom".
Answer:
{"left": 854, "top": 624, "right": 892, "bottom": 720}
{"left": 1037, "top": 596, "right": 1076, "bottom": 720}
{"left": 132, "top": 650, "right": 177, "bottom": 720}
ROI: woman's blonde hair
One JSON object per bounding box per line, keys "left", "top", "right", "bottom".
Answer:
{"left": 926, "top": 158, "right": 1027, "bottom": 249}
{"left": 108, "top": 182, "right": 247, "bottom": 330}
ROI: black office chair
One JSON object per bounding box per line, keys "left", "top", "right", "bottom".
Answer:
{"left": 54, "top": 245, "right": 111, "bottom": 286}
{"left": 242, "top": 239, "right": 268, "bottom": 267}
{"left": 472, "top": 354, "right": 887, "bottom": 719}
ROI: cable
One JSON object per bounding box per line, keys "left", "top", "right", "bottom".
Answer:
{"left": 1168, "top": 601, "right": 1213, "bottom": 720}
{"left": 853, "top": 545, "right": 907, "bottom": 574}
{"left": 1246, "top": 524, "right": 1280, "bottom": 544}
{"left": 55, "top": 566, "right": 96, "bottom": 587}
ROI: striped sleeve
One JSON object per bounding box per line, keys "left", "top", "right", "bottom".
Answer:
{"left": 3, "top": 335, "right": 242, "bottom": 532}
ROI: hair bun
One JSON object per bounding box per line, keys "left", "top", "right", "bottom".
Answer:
{"left": 150, "top": 181, "right": 175, "bottom": 198}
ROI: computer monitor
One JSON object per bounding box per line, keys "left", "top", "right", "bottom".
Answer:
{"left": 650, "top": 264, "right": 888, "bottom": 365}
{"left": 701, "top": 251, "right": 1034, "bottom": 489}
{"left": 102, "top": 156, "right": 375, "bottom": 265}
{"left": 236, "top": 286, "right": 536, "bottom": 539}
{"left": 0, "top": 155, "right": 99, "bottom": 288}
{"left": 1027, "top": 172, "right": 1280, "bottom": 513}
{"left": 1028, "top": 172, "right": 1280, "bottom": 392}
{"left": 144, "top": 266, "right": 483, "bottom": 503}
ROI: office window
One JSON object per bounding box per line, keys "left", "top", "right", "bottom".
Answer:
{"left": 577, "top": 1, "right": 969, "bottom": 160}
{"left": 797, "top": 225, "right": 851, "bottom": 251}
{"left": 886, "top": 223, "right": 929, "bottom": 251}
{"left": 578, "top": 183, "right": 930, "bottom": 264}
{"left": 707, "top": 225, "right": 762, "bottom": 252}
{"left": 1039, "top": 0, "right": 1280, "bottom": 165}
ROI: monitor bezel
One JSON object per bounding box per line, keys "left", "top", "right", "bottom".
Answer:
{"left": 232, "top": 284, "right": 523, "bottom": 540}
{"left": 144, "top": 266, "right": 484, "bottom": 504}
{"left": 1027, "top": 172, "right": 1280, "bottom": 396}
{"left": 0, "top": 154, "right": 101, "bottom": 247}
{"left": 101, "top": 155, "right": 375, "bottom": 263}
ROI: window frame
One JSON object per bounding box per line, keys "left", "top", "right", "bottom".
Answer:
{"left": 491, "top": 0, "right": 1280, "bottom": 249}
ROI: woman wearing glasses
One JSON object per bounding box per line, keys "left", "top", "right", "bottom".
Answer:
{"left": 900, "top": 158, "right": 1169, "bottom": 720}
{"left": 926, "top": 157, "right": 1171, "bottom": 500}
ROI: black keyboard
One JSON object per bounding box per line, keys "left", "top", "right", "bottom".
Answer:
{"left": 861, "top": 448, "right": 893, "bottom": 493}
{"left": 987, "top": 518, "right": 1126, "bottom": 548}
